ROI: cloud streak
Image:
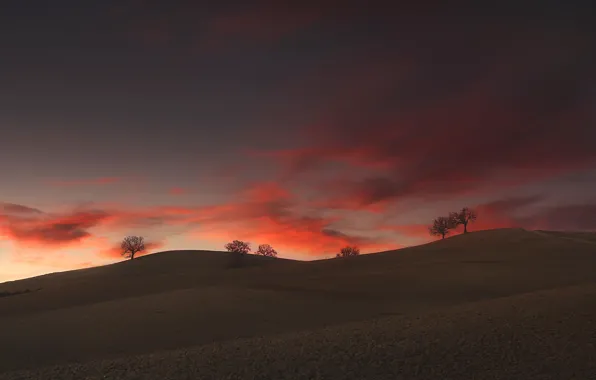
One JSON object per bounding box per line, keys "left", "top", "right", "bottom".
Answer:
{"left": 188, "top": 182, "right": 390, "bottom": 256}
{"left": 1, "top": 203, "right": 43, "bottom": 215}
{"left": 46, "top": 177, "right": 122, "bottom": 187}
{"left": 1, "top": 208, "right": 111, "bottom": 247}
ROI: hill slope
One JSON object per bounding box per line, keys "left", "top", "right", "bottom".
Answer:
{"left": 0, "top": 250, "right": 300, "bottom": 316}
{"left": 0, "top": 228, "right": 595, "bottom": 377}
{"left": 5, "top": 283, "right": 595, "bottom": 380}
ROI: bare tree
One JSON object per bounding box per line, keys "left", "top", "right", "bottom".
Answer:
{"left": 224, "top": 240, "right": 251, "bottom": 255}
{"left": 429, "top": 216, "right": 456, "bottom": 239}
{"left": 121, "top": 236, "right": 145, "bottom": 260}
{"left": 336, "top": 246, "right": 360, "bottom": 258}
{"left": 450, "top": 207, "right": 478, "bottom": 233}
{"left": 256, "top": 244, "right": 278, "bottom": 257}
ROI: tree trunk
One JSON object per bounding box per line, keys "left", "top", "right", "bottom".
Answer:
{"left": 463, "top": 222, "right": 468, "bottom": 233}
{"left": 130, "top": 251, "right": 135, "bottom": 260}
{"left": 441, "top": 233, "right": 445, "bottom": 239}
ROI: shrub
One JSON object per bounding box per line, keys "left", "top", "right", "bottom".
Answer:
{"left": 336, "top": 246, "right": 360, "bottom": 258}
{"left": 224, "top": 240, "right": 251, "bottom": 255}
{"left": 256, "top": 244, "right": 278, "bottom": 257}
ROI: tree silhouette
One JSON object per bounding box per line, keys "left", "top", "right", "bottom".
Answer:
{"left": 336, "top": 246, "right": 360, "bottom": 258}
{"left": 429, "top": 216, "right": 456, "bottom": 239}
{"left": 121, "top": 236, "right": 145, "bottom": 260}
{"left": 256, "top": 244, "right": 278, "bottom": 257}
{"left": 450, "top": 207, "right": 478, "bottom": 233}
{"left": 224, "top": 240, "right": 251, "bottom": 255}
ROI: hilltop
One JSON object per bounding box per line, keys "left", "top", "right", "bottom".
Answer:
{"left": 0, "top": 228, "right": 595, "bottom": 379}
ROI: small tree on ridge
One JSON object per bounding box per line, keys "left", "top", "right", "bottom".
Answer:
{"left": 429, "top": 216, "right": 456, "bottom": 239}
{"left": 256, "top": 244, "right": 278, "bottom": 257}
{"left": 450, "top": 207, "right": 477, "bottom": 233}
{"left": 336, "top": 246, "right": 360, "bottom": 258}
{"left": 121, "top": 235, "right": 145, "bottom": 260}
{"left": 225, "top": 240, "right": 251, "bottom": 255}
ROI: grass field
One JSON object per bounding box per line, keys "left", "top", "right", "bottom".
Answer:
{"left": 1, "top": 228, "right": 595, "bottom": 379}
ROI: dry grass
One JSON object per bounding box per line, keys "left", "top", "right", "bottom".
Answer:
{"left": 0, "top": 228, "right": 595, "bottom": 379}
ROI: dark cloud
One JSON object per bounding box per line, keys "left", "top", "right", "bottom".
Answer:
{"left": 1, "top": 210, "right": 110, "bottom": 246}
{"left": 0, "top": 203, "right": 172, "bottom": 247}
{"left": 258, "top": 1, "right": 596, "bottom": 209}
{"left": 523, "top": 204, "right": 596, "bottom": 231}
{"left": 476, "top": 196, "right": 544, "bottom": 216}
{"left": 0, "top": 203, "right": 43, "bottom": 215}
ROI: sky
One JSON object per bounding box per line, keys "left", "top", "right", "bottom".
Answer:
{"left": 1, "top": 0, "right": 595, "bottom": 282}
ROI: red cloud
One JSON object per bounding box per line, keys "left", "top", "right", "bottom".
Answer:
{"left": 198, "top": 216, "right": 391, "bottom": 257}
{"left": 249, "top": 17, "right": 596, "bottom": 211}
{"left": 1, "top": 181, "right": 389, "bottom": 260}
{"left": 0, "top": 203, "right": 175, "bottom": 255}
{"left": 191, "top": 182, "right": 392, "bottom": 256}
{"left": 263, "top": 91, "right": 595, "bottom": 211}
{"left": 1, "top": 209, "right": 111, "bottom": 248}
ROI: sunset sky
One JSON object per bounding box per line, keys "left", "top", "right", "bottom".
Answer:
{"left": 1, "top": 1, "right": 595, "bottom": 282}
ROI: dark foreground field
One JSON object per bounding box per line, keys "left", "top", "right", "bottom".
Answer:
{"left": 1, "top": 228, "right": 595, "bottom": 379}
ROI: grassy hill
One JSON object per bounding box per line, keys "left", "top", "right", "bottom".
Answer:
{"left": 0, "top": 228, "right": 595, "bottom": 379}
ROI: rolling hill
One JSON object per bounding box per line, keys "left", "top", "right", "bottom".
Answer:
{"left": 1, "top": 228, "right": 595, "bottom": 379}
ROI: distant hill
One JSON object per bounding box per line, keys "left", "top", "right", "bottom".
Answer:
{"left": 0, "top": 228, "right": 595, "bottom": 378}
{"left": 0, "top": 249, "right": 300, "bottom": 315}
